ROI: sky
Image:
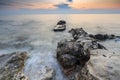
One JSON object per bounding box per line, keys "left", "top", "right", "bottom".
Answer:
{"left": 0, "top": 0, "right": 120, "bottom": 14}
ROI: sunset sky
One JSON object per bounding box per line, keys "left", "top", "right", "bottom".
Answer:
{"left": 0, "top": 0, "right": 120, "bottom": 14}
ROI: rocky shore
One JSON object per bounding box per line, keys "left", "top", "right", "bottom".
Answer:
{"left": 0, "top": 27, "right": 120, "bottom": 80}
{"left": 0, "top": 52, "right": 28, "bottom": 80}
{"left": 56, "top": 28, "right": 120, "bottom": 80}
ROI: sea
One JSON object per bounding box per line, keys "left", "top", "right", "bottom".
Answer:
{"left": 0, "top": 14, "right": 120, "bottom": 80}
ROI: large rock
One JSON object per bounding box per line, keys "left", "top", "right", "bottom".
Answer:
{"left": 56, "top": 28, "right": 110, "bottom": 80}
{"left": 56, "top": 39, "right": 100, "bottom": 80}
{"left": 57, "top": 40, "right": 90, "bottom": 68}
{"left": 0, "top": 52, "right": 28, "bottom": 80}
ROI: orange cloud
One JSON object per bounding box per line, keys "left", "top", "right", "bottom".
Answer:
{"left": 23, "top": 3, "right": 57, "bottom": 9}
{"left": 69, "top": 2, "right": 120, "bottom": 9}
{"left": 1, "top": 0, "right": 120, "bottom": 10}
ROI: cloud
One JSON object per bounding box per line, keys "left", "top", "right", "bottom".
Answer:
{"left": 68, "top": 0, "right": 72, "bottom": 2}
{"left": 70, "top": 0, "right": 120, "bottom": 9}
{"left": 87, "top": 0, "right": 120, "bottom": 4}
{"left": 55, "top": 3, "right": 71, "bottom": 9}
{"left": 0, "top": 0, "right": 120, "bottom": 10}
{"left": 0, "top": 0, "right": 62, "bottom": 9}
{"left": 0, "top": 0, "right": 34, "bottom": 9}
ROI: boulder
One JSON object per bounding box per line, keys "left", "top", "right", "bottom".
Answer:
{"left": 53, "top": 20, "right": 66, "bottom": 31}
{"left": 57, "top": 40, "right": 90, "bottom": 66}
{"left": 56, "top": 39, "right": 100, "bottom": 80}
{"left": 0, "top": 52, "right": 28, "bottom": 80}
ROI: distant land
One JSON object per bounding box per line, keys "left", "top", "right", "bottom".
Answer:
{"left": 0, "top": 9, "right": 120, "bottom": 15}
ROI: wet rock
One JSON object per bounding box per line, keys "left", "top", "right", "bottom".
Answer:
{"left": 24, "top": 53, "right": 56, "bottom": 80}
{"left": 90, "top": 41, "right": 107, "bottom": 50}
{"left": 56, "top": 28, "right": 111, "bottom": 80}
{"left": 69, "top": 28, "right": 88, "bottom": 39}
{"left": 89, "top": 34, "right": 116, "bottom": 41}
{"left": 76, "top": 65, "right": 99, "bottom": 80}
{"left": 68, "top": 28, "right": 107, "bottom": 50}
{"left": 53, "top": 20, "right": 66, "bottom": 31}
{"left": 56, "top": 28, "right": 120, "bottom": 80}
{"left": 88, "top": 50, "right": 120, "bottom": 80}
{"left": 0, "top": 52, "right": 28, "bottom": 80}
{"left": 57, "top": 40, "right": 90, "bottom": 68}
{"left": 56, "top": 39, "right": 99, "bottom": 80}
{"left": 39, "top": 66, "right": 55, "bottom": 80}
{"left": 57, "top": 54, "right": 77, "bottom": 69}
{"left": 57, "top": 20, "right": 66, "bottom": 25}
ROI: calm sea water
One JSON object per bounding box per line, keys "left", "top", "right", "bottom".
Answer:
{"left": 0, "top": 14, "right": 120, "bottom": 80}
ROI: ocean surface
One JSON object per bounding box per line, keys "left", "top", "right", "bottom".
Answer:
{"left": 0, "top": 14, "right": 120, "bottom": 80}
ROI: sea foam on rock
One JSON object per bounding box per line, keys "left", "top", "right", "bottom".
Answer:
{"left": 0, "top": 51, "right": 28, "bottom": 80}
{"left": 24, "top": 53, "right": 57, "bottom": 80}
{"left": 88, "top": 50, "right": 120, "bottom": 80}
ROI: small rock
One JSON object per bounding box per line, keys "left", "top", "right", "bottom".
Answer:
{"left": 53, "top": 20, "right": 66, "bottom": 31}
{"left": 103, "top": 55, "right": 106, "bottom": 57}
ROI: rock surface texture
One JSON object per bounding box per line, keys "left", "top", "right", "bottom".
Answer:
{"left": 0, "top": 52, "right": 28, "bottom": 80}
{"left": 56, "top": 28, "right": 116, "bottom": 80}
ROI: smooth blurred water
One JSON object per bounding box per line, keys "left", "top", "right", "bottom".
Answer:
{"left": 0, "top": 14, "right": 120, "bottom": 80}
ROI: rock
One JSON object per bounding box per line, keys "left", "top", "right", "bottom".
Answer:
{"left": 56, "top": 39, "right": 99, "bottom": 80}
{"left": 56, "top": 27, "right": 119, "bottom": 80}
{"left": 0, "top": 52, "right": 28, "bottom": 80}
{"left": 53, "top": 20, "right": 66, "bottom": 31}
{"left": 57, "top": 40, "right": 90, "bottom": 68}
{"left": 69, "top": 28, "right": 88, "bottom": 39}
{"left": 24, "top": 53, "right": 56, "bottom": 80}
{"left": 88, "top": 50, "right": 120, "bottom": 80}
{"left": 57, "top": 20, "right": 66, "bottom": 25}
{"left": 90, "top": 41, "right": 107, "bottom": 50}
{"left": 89, "top": 34, "right": 116, "bottom": 41}
{"left": 68, "top": 28, "right": 107, "bottom": 50}
{"left": 94, "top": 34, "right": 109, "bottom": 41}
{"left": 76, "top": 64, "right": 99, "bottom": 80}
{"left": 56, "top": 28, "right": 110, "bottom": 80}
{"left": 39, "top": 66, "right": 55, "bottom": 80}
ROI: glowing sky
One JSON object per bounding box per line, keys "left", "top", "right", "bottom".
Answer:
{"left": 0, "top": 0, "right": 120, "bottom": 14}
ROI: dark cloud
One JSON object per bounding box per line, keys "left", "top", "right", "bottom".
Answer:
{"left": 0, "top": 0, "right": 34, "bottom": 9}
{"left": 55, "top": 3, "right": 71, "bottom": 9}
{"left": 68, "top": 0, "right": 73, "bottom": 2}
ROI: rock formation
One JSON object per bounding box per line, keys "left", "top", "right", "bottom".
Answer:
{"left": 89, "top": 34, "right": 115, "bottom": 41}
{"left": 56, "top": 28, "right": 111, "bottom": 80}
{"left": 0, "top": 52, "right": 28, "bottom": 80}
